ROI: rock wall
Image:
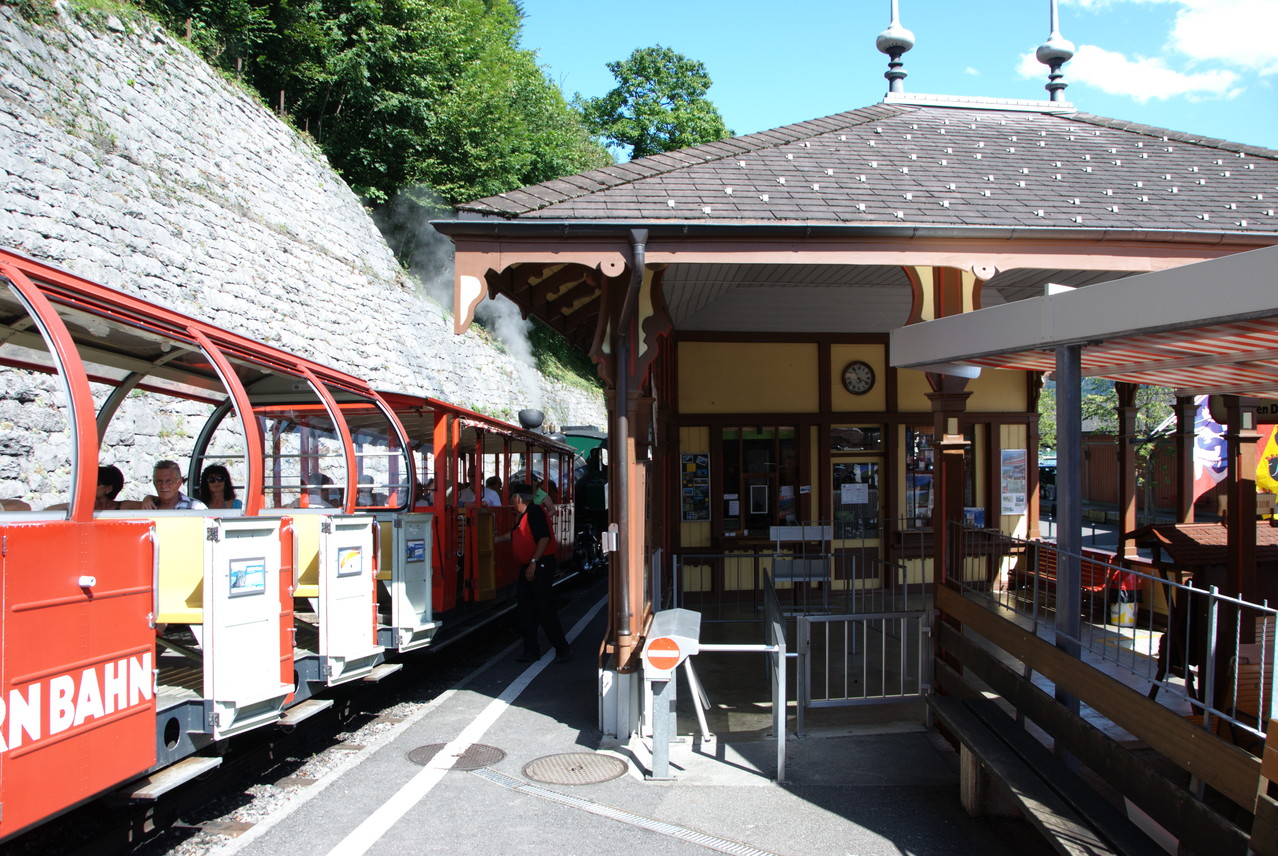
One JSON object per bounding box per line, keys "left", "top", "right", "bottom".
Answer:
{"left": 0, "top": 5, "right": 604, "bottom": 490}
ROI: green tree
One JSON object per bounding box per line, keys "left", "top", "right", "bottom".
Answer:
{"left": 576, "top": 45, "right": 732, "bottom": 159}
{"left": 1038, "top": 383, "right": 1056, "bottom": 450}
{"left": 136, "top": 0, "right": 608, "bottom": 204}
{"left": 1038, "top": 377, "right": 1174, "bottom": 454}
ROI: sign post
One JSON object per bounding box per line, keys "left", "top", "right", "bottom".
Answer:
{"left": 641, "top": 608, "right": 701, "bottom": 780}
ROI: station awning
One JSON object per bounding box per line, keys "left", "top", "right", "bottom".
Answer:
{"left": 889, "top": 244, "right": 1278, "bottom": 399}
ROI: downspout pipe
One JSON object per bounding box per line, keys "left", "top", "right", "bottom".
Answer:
{"left": 613, "top": 228, "right": 647, "bottom": 652}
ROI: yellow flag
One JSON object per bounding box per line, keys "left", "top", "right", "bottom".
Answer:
{"left": 1258, "top": 424, "right": 1278, "bottom": 495}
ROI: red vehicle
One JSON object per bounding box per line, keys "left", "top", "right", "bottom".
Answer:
{"left": 0, "top": 247, "right": 577, "bottom": 841}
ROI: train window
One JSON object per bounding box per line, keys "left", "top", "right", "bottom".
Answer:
{"left": 256, "top": 396, "right": 347, "bottom": 509}
{"left": 191, "top": 400, "right": 249, "bottom": 506}
{"left": 0, "top": 284, "right": 74, "bottom": 510}
{"left": 97, "top": 384, "right": 224, "bottom": 505}
{"left": 334, "top": 392, "right": 411, "bottom": 510}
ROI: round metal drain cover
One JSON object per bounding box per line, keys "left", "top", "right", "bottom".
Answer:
{"left": 407, "top": 743, "right": 506, "bottom": 771}
{"left": 522, "top": 753, "right": 628, "bottom": 786}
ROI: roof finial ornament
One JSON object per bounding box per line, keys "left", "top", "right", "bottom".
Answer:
{"left": 1036, "top": 0, "right": 1075, "bottom": 102}
{"left": 876, "top": 0, "right": 915, "bottom": 94}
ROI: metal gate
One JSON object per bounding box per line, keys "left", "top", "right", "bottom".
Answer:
{"left": 794, "top": 546, "right": 934, "bottom": 735}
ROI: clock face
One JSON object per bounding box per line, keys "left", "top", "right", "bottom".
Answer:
{"left": 841, "top": 360, "right": 875, "bottom": 395}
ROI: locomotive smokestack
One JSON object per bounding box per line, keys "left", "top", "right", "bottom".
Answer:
{"left": 518, "top": 408, "right": 545, "bottom": 432}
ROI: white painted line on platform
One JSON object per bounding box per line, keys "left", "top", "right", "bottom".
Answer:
{"left": 324, "top": 595, "right": 607, "bottom": 856}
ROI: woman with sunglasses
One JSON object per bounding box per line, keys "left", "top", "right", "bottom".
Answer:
{"left": 198, "top": 464, "right": 241, "bottom": 510}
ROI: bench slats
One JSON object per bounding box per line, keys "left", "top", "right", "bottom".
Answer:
{"left": 930, "top": 695, "right": 1164, "bottom": 856}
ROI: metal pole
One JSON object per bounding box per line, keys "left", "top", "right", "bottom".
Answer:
{"left": 648, "top": 677, "right": 675, "bottom": 780}
{"left": 1055, "top": 343, "right": 1082, "bottom": 717}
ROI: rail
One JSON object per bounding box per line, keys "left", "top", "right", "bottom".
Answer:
{"left": 667, "top": 554, "right": 791, "bottom": 781}
{"left": 951, "top": 523, "right": 1277, "bottom": 746}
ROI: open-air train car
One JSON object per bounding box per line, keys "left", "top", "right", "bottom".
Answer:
{"left": 377, "top": 393, "right": 578, "bottom": 626}
{"left": 0, "top": 247, "right": 577, "bottom": 841}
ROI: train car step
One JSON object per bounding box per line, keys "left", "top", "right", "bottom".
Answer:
{"left": 115, "top": 756, "right": 224, "bottom": 801}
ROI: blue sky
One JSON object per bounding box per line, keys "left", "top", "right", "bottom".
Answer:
{"left": 519, "top": 0, "right": 1278, "bottom": 152}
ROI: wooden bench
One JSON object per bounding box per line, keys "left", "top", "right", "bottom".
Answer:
{"left": 1251, "top": 717, "right": 1278, "bottom": 856}
{"left": 290, "top": 513, "right": 323, "bottom": 600}
{"left": 929, "top": 695, "right": 1165, "bottom": 856}
{"left": 1009, "top": 544, "right": 1132, "bottom": 615}
{"left": 768, "top": 525, "right": 832, "bottom": 585}
{"left": 1214, "top": 616, "right": 1275, "bottom": 752}
{"left": 155, "top": 516, "right": 210, "bottom": 624}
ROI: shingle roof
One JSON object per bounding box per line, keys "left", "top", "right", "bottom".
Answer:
{"left": 457, "top": 101, "right": 1278, "bottom": 234}
{"left": 1131, "top": 523, "right": 1278, "bottom": 567}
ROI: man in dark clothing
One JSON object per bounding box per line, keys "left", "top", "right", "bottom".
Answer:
{"left": 497, "top": 483, "right": 570, "bottom": 663}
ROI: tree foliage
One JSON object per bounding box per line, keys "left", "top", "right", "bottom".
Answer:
{"left": 135, "top": 0, "right": 609, "bottom": 204}
{"left": 1038, "top": 377, "right": 1174, "bottom": 452}
{"left": 575, "top": 45, "right": 731, "bottom": 159}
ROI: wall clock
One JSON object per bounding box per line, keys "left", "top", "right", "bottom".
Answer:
{"left": 841, "top": 360, "right": 876, "bottom": 395}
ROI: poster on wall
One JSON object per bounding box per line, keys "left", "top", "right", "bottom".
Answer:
{"left": 1001, "top": 449, "right": 1028, "bottom": 515}
{"left": 681, "top": 453, "right": 711, "bottom": 521}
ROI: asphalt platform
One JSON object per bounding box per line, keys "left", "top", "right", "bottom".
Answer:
{"left": 216, "top": 582, "right": 1054, "bottom": 856}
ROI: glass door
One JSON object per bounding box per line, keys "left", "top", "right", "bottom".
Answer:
{"left": 830, "top": 425, "right": 884, "bottom": 603}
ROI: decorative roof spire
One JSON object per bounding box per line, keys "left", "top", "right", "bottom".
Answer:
{"left": 1036, "top": 0, "right": 1075, "bottom": 102}
{"left": 876, "top": 0, "right": 915, "bottom": 94}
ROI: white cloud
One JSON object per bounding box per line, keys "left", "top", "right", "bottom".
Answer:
{"left": 1018, "top": 44, "right": 1242, "bottom": 102}
{"left": 1061, "top": 0, "right": 1278, "bottom": 75}
{"left": 964, "top": 66, "right": 981, "bottom": 76}
{"left": 1170, "top": 1, "right": 1278, "bottom": 75}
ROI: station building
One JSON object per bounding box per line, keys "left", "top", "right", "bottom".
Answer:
{"left": 436, "top": 9, "right": 1278, "bottom": 852}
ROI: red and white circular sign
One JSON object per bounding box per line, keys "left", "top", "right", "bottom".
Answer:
{"left": 645, "top": 636, "right": 681, "bottom": 671}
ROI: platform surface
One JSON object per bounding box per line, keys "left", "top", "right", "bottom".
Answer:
{"left": 215, "top": 589, "right": 1054, "bottom": 856}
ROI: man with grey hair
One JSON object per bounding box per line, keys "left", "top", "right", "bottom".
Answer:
{"left": 497, "top": 483, "right": 569, "bottom": 663}
{"left": 141, "top": 460, "right": 206, "bottom": 510}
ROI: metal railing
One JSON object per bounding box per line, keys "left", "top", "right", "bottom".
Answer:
{"left": 676, "top": 571, "right": 790, "bottom": 782}
{"left": 763, "top": 573, "right": 787, "bottom": 782}
{"left": 951, "top": 523, "right": 1277, "bottom": 744}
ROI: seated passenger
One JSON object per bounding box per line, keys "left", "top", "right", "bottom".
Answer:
{"left": 290, "top": 472, "right": 333, "bottom": 508}
{"left": 356, "top": 474, "right": 387, "bottom": 507}
{"left": 97, "top": 464, "right": 126, "bottom": 510}
{"left": 198, "top": 464, "right": 242, "bottom": 510}
{"left": 141, "top": 460, "right": 207, "bottom": 510}
{"left": 484, "top": 475, "right": 504, "bottom": 506}
{"left": 413, "top": 478, "right": 435, "bottom": 510}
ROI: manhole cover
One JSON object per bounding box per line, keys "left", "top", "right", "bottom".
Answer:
{"left": 407, "top": 743, "right": 506, "bottom": 771}
{"left": 522, "top": 753, "right": 628, "bottom": 786}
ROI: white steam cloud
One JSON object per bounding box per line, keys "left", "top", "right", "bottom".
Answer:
{"left": 378, "top": 186, "right": 543, "bottom": 412}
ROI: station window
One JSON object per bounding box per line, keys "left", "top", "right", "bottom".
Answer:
{"left": 832, "top": 460, "right": 879, "bottom": 538}
{"left": 721, "top": 426, "right": 799, "bottom": 538}
{"left": 830, "top": 425, "right": 882, "bottom": 452}
{"left": 904, "top": 425, "right": 975, "bottom": 530}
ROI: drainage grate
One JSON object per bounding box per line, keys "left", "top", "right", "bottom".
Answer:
{"left": 407, "top": 743, "right": 506, "bottom": 771}
{"left": 522, "top": 752, "right": 628, "bottom": 786}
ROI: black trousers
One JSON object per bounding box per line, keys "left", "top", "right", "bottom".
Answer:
{"left": 517, "top": 557, "right": 568, "bottom": 656}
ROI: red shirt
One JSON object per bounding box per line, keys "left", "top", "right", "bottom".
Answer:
{"left": 511, "top": 502, "right": 556, "bottom": 563}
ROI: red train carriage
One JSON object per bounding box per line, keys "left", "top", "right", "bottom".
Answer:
{"left": 376, "top": 393, "right": 577, "bottom": 631}
{"left": 0, "top": 246, "right": 577, "bottom": 841}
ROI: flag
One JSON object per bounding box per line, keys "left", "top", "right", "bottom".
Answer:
{"left": 1192, "top": 395, "right": 1227, "bottom": 502}
{"left": 1258, "top": 423, "right": 1278, "bottom": 496}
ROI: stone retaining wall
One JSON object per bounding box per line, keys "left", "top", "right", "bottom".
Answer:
{"left": 0, "top": 5, "right": 604, "bottom": 504}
